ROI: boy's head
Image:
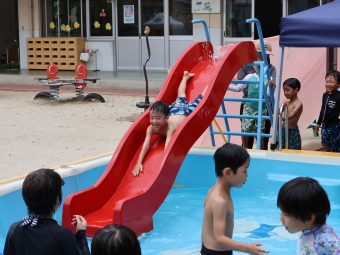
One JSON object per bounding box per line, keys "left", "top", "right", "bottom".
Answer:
{"left": 149, "top": 101, "right": 169, "bottom": 133}
{"left": 277, "top": 177, "right": 330, "bottom": 233}
{"left": 214, "top": 143, "right": 250, "bottom": 186}
{"left": 22, "top": 168, "right": 64, "bottom": 217}
{"left": 325, "top": 70, "right": 340, "bottom": 94}
{"left": 91, "top": 224, "right": 141, "bottom": 255}
{"left": 283, "top": 78, "right": 301, "bottom": 100}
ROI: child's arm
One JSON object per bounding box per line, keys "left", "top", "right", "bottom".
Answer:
{"left": 212, "top": 201, "right": 269, "bottom": 254}
{"left": 316, "top": 93, "right": 327, "bottom": 132}
{"left": 132, "top": 126, "right": 153, "bottom": 176}
{"left": 283, "top": 101, "right": 303, "bottom": 121}
{"left": 228, "top": 83, "right": 247, "bottom": 92}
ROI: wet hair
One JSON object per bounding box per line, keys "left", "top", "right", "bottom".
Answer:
{"left": 22, "top": 168, "right": 64, "bottom": 217}
{"left": 325, "top": 70, "right": 340, "bottom": 83}
{"left": 214, "top": 143, "right": 250, "bottom": 177}
{"left": 277, "top": 177, "right": 330, "bottom": 226}
{"left": 283, "top": 78, "right": 301, "bottom": 91}
{"left": 91, "top": 224, "right": 141, "bottom": 255}
{"left": 150, "top": 101, "right": 169, "bottom": 116}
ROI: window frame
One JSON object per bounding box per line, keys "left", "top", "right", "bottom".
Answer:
{"left": 86, "top": 0, "right": 115, "bottom": 40}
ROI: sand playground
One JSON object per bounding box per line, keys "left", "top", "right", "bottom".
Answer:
{"left": 0, "top": 90, "right": 155, "bottom": 180}
{"left": 0, "top": 87, "right": 324, "bottom": 181}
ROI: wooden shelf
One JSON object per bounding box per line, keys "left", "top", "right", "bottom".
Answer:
{"left": 27, "top": 37, "right": 85, "bottom": 70}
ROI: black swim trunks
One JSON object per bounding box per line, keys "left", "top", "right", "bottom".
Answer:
{"left": 201, "top": 244, "right": 233, "bottom": 255}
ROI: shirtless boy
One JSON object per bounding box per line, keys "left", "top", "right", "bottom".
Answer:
{"left": 201, "top": 143, "right": 269, "bottom": 255}
{"left": 132, "top": 71, "right": 206, "bottom": 176}
{"left": 281, "top": 78, "right": 303, "bottom": 149}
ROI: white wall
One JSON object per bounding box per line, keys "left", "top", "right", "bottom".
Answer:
{"left": 84, "top": 41, "right": 115, "bottom": 71}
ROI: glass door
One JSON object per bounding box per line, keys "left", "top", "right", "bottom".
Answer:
{"left": 116, "top": 0, "right": 141, "bottom": 69}
{"left": 223, "top": 0, "right": 254, "bottom": 45}
{"left": 116, "top": 0, "right": 165, "bottom": 70}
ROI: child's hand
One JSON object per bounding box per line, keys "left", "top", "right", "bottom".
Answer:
{"left": 315, "top": 124, "right": 320, "bottom": 132}
{"left": 72, "top": 215, "right": 87, "bottom": 231}
{"left": 246, "top": 243, "right": 269, "bottom": 255}
{"left": 132, "top": 163, "right": 143, "bottom": 176}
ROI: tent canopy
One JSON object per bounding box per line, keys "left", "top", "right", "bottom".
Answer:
{"left": 280, "top": 0, "right": 340, "bottom": 47}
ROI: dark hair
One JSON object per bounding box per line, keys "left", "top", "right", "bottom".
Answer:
{"left": 22, "top": 168, "right": 64, "bottom": 216}
{"left": 91, "top": 224, "right": 142, "bottom": 255}
{"left": 214, "top": 143, "right": 250, "bottom": 177}
{"left": 283, "top": 78, "right": 301, "bottom": 91}
{"left": 150, "top": 101, "right": 169, "bottom": 116}
{"left": 325, "top": 70, "right": 340, "bottom": 83}
{"left": 277, "top": 177, "right": 330, "bottom": 226}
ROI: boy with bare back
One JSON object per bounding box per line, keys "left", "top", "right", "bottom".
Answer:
{"left": 132, "top": 71, "right": 206, "bottom": 176}
{"left": 201, "top": 143, "right": 269, "bottom": 255}
{"left": 281, "top": 78, "right": 303, "bottom": 149}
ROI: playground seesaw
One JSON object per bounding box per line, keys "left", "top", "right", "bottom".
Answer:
{"left": 34, "top": 63, "right": 105, "bottom": 103}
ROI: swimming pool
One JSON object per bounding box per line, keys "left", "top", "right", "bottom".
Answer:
{"left": 0, "top": 149, "right": 339, "bottom": 254}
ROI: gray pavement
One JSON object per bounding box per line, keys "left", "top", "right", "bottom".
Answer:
{"left": 0, "top": 67, "right": 167, "bottom": 95}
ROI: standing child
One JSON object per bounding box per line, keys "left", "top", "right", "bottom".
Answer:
{"left": 229, "top": 52, "right": 271, "bottom": 149}
{"left": 281, "top": 78, "right": 303, "bottom": 150}
{"left": 132, "top": 71, "right": 206, "bottom": 176}
{"left": 316, "top": 70, "right": 340, "bottom": 152}
{"left": 201, "top": 143, "right": 269, "bottom": 255}
{"left": 277, "top": 177, "right": 340, "bottom": 254}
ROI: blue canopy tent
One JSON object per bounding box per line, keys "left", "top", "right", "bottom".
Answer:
{"left": 270, "top": 0, "right": 340, "bottom": 149}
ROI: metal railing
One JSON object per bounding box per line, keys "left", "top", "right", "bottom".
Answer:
{"left": 209, "top": 18, "right": 276, "bottom": 150}
{"left": 278, "top": 104, "right": 289, "bottom": 150}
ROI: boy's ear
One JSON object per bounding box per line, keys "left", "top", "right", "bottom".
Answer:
{"left": 306, "top": 214, "right": 316, "bottom": 224}
{"left": 222, "top": 167, "right": 232, "bottom": 177}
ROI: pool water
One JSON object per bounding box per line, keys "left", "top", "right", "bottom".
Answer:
{"left": 0, "top": 150, "right": 339, "bottom": 255}
{"left": 140, "top": 152, "right": 340, "bottom": 255}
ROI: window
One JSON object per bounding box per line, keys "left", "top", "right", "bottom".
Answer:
{"left": 287, "top": 0, "right": 319, "bottom": 14}
{"left": 141, "top": 0, "right": 164, "bottom": 36}
{"left": 225, "top": 0, "right": 252, "bottom": 38}
{"left": 169, "top": 0, "right": 192, "bottom": 35}
{"left": 41, "top": 0, "right": 86, "bottom": 37}
{"left": 117, "top": 0, "right": 139, "bottom": 37}
{"left": 89, "top": 0, "right": 113, "bottom": 37}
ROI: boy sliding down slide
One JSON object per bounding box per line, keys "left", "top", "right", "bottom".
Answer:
{"left": 132, "top": 71, "right": 207, "bottom": 176}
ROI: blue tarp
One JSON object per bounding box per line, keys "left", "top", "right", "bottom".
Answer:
{"left": 280, "top": 0, "right": 340, "bottom": 47}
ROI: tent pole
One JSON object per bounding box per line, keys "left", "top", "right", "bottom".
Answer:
{"left": 270, "top": 46, "right": 284, "bottom": 151}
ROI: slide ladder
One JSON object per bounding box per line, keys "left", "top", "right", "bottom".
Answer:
{"left": 209, "top": 18, "right": 275, "bottom": 149}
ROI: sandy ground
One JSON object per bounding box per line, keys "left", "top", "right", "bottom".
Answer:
{"left": 1, "top": 90, "right": 152, "bottom": 180}
{"left": 0, "top": 89, "right": 324, "bottom": 181}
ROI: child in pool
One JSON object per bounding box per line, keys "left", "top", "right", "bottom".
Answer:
{"left": 201, "top": 143, "right": 269, "bottom": 255}
{"left": 277, "top": 176, "right": 340, "bottom": 254}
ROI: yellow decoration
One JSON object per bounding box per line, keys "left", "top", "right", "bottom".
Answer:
{"left": 74, "top": 21, "right": 80, "bottom": 29}
{"left": 61, "top": 24, "right": 66, "bottom": 31}
{"left": 49, "top": 21, "right": 56, "bottom": 30}
{"left": 65, "top": 25, "right": 71, "bottom": 32}
{"left": 94, "top": 21, "right": 100, "bottom": 29}
{"left": 105, "top": 23, "right": 112, "bottom": 31}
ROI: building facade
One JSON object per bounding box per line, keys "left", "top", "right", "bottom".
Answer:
{"left": 0, "top": 0, "right": 334, "bottom": 71}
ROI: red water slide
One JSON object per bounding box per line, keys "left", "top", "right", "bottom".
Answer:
{"left": 62, "top": 41, "right": 256, "bottom": 236}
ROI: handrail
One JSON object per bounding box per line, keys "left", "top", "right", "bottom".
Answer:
{"left": 278, "top": 104, "right": 289, "bottom": 150}
{"left": 192, "top": 19, "right": 211, "bottom": 42}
